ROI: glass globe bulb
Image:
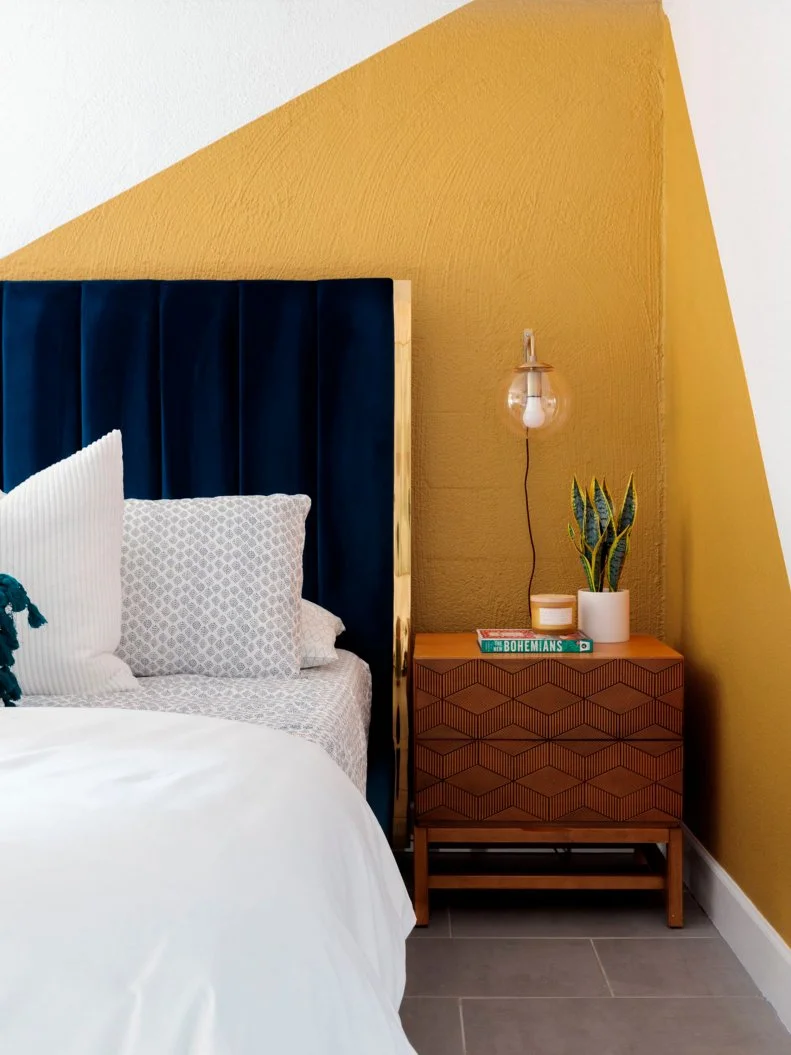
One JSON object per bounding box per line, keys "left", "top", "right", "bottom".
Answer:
{"left": 502, "top": 331, "right": 570, "bottom": 438}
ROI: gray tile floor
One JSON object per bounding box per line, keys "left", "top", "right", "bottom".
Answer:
{"left": 400, "top": 891, "right": 791, "bottom": 1054}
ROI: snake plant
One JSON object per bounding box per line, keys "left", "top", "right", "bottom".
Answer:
{"left": 567, "top": 474, "right": 637, "bottom": 593}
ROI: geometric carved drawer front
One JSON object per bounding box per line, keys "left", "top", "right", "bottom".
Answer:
{"left": 414, "top": 739, "right": 683, "bottom": 823}
{"left": 413, "top": 645, "right": 684, "bottom": 825}
{"left": 413, "top": 656, "right": 683, "bottom": 742}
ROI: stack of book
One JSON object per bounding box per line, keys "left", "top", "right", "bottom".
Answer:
{"left": 476, "top": 629, "right": 594, "bottom": 654}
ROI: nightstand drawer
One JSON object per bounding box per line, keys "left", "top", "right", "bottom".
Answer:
{"left": 414, "top": 738, "right": 683, "bottom": 823}
{"left": 413, "top": 655, "right": 683, "bottom": 741}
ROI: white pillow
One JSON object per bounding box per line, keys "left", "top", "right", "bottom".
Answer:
{"left": 0, "top": 431, "right": 137, "bottom": 695}
{"left": 119, "top": 494, "right": 310, "bottom": 678}
{"left": 300, "top": 599, "right": 345, "bottom": 668}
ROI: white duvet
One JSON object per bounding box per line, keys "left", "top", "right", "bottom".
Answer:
{"left": 0, "top": 707, "right": 417, "bottom": 1054}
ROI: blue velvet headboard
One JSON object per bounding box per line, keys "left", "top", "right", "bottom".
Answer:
{"left": 0, "top": 278, "right": 397, "bottom": 833}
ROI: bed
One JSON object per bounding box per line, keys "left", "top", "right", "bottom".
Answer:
{"left": 0, "top": 277, "right": 414, "bottom": 1054}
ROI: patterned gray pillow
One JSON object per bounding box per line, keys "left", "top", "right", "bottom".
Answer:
{"left": 118, "top": 495, "right": 310, "bottom": 678}
{"left": 300, "top": 598, "right": 345, "bottom": 668}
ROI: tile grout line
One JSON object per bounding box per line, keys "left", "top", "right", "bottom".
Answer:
{"left": 412, "top": 934, "right": 714, "bottom": 941}
{"left": 458, "top": 997, "right": 467, "bottom": 1055}
{"left": 405, "top": 994, "right": 773, "bottom": 1002}
{"left": 591, "top": 938, "right": 615, "bottom": 997}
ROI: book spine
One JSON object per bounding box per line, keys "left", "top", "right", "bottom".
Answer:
{"left": 479, "top": 640, "right": 592, "bottom": 654}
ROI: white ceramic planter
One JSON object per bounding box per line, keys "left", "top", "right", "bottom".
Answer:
{"left": 577, "top": 589, "right": 630, "bottom": 643}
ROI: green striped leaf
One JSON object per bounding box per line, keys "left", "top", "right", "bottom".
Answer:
{"left": 606, "top": 526, "right": 631, "bottom": 592}
{"left": 618, "top": 473, "right": 638, "bottom": 534}
{"left": 583, "top": 493, "right": 600, "bottom": 551}
{"left": 604, "top": 515, "right": 616, "bottom": 556}
{"left": 592, "top": 478, "right": 613, "bottom": 533}
{"left": 567, "top": 522, "right": 583, "bottom": 554}
{"left": 570, "top": 476, "right": 585, "bottom": 535}
{"left": 590, "top": 529, "right": 608, "bottom": 592}
{"left": 579, "top": 552, "right": 596, "bottom": 592}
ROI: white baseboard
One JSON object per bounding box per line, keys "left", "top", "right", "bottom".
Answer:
{"left": 683, "top": 826, "right": 791, "bottom": 1033}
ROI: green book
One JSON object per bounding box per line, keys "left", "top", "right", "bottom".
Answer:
{"left": 477, "top": 629, "right": 594, "bottom": 654}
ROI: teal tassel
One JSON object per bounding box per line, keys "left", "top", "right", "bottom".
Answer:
{"left": 0, "top": 610, "right": 19, "bottom": 650}
{"left": 0, "top": 574, "right": 46, "bottom": 706}
{"left": 0, "top": 668, "right": 21, "bottom": 705}
{"left": 0, "top": 638, "right": 14, "bottom": 668}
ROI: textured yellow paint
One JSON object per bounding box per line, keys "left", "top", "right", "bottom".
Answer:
{"left": 664, "top": 20, "right": 791, "bottom": 943}
{"left": 1, "top": 0, "right": 664, "bottom": 635}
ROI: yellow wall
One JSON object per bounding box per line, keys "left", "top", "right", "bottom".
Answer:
{"left": 664, "top": 21, "right": 791, "bottom": 943}
{"left": 0, "top": 0, "right": 665, "bottom": 635}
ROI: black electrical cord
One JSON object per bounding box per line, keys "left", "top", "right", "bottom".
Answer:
{"left": 524, "top": 434, "right": 536, "bottom": 625}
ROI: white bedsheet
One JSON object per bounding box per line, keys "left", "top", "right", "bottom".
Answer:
{"left": 20, "top": 649, "right": 371, "bottom": 793}
{"left": 0, "top": 707, "right": 416, "bottom": 1055}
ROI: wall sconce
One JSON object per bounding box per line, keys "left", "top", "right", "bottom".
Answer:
{"left": 503, "top": 329, "right": 571, "bottom": 615}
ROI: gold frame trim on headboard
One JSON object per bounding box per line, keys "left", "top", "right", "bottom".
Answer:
{"left": 392, "top": 280, "right": 412, "bottom": 847}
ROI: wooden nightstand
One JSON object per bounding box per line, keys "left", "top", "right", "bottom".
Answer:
{"left": 412, "top": 633, "right": 684, "bottom": 927}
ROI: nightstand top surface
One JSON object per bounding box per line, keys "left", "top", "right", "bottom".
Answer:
{"left": 414, "top": 632, "right": 681, "bottom": 661}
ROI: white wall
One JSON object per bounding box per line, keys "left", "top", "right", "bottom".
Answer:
{"left": 0, "top": 0, "right": 466, "bottom": 258}
{"left": 665, "top": 0, "right": 791, "bottom": 580}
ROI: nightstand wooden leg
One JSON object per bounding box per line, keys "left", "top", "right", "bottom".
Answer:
{"left": 666, "top": 827, "right": 684, "bottom": 928}
{"left": 413, "top": 826, "right": 429, "bottom": 927}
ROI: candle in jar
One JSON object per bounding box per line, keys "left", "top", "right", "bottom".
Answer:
{"left": 530, "top": 593, "right": 577, "bottom": 633}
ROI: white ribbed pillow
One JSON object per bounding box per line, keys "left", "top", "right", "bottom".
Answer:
{"left": 0, "top": 432, "right": 137, "bottom": 695}
{"left": 300, "top": 599, "right": 345, "bottom": 668}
